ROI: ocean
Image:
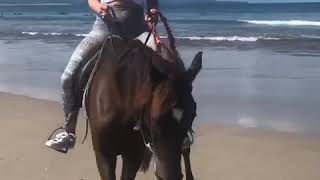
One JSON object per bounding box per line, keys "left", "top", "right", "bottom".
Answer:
{"left": 0, "top": 2, "right": 320, "bottom": 134}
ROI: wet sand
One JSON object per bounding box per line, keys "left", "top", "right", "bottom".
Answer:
{"left": 0, "top": 92, "right": 320, "bottom": 180}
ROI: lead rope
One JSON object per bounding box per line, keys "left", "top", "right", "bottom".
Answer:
{"left": 81, "top": 7, "right": 118, "bottom": 144}
{"left": 81, "top": 39, "right": 109, "bottom": 144}
{"left": 80, "top": 44, "right": 103, "bottom": 145}
{"left": 144, "top": 10, "right": 177, "bottom": 55}
{"left": 81, "top": 32, "right": 114, "bottom": 144}
{"left": 158, "top": 11, "right": 178, "bottom": 57}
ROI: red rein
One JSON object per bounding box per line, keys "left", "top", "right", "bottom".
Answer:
{"left": 145, "top": 9, "right": 178, "bottom": 56}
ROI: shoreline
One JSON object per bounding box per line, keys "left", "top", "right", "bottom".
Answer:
{"left": 1, "top": 90, "right": 320, "bottom": 137}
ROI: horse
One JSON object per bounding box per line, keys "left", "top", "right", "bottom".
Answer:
{"left": 82, "top": 35, "right": 202, "bottom": 180}
{"left": 82, "top": 36, "right": 203, "bottom": 180}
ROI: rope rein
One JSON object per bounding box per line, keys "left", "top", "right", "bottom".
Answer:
{"left": 144, "top": 10, "right": 178, "bottom": 57}
{"left": 81, "top": 38, "right": 112, "bottom": 144}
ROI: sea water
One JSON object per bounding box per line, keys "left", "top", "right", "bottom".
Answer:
{"left": 0, "top": 2, "right": 320, "bottom": 133}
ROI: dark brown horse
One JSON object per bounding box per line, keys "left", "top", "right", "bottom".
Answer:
{"left": 83, "top": 36, "right": 202, "bottom": 180}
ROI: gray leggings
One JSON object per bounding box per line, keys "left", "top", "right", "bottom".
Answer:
{"left": 61, "top": 2, "right": 156, "bottom": 113}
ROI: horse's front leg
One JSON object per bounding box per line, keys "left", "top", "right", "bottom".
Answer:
{"left": 182, "top": 148, "right": 194, "bottom": 180}
{"left": 95, "top": 151, "right": 117, "bottom": 180}
{"left": 91, "top": 131, "right": 117, "bottom": 180}
{"left": 120, "top": 153, "right": 143, "bottom": 180}
{"left": 120, "top": 135, "right": 146, "bottom": 180}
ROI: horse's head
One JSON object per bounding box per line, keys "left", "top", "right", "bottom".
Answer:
{"left": 148, "top": 51, "right": 202, "bottom": 180}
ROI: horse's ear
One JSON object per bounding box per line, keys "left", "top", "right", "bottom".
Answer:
{"left": 187, "top": 51, "right": 203, "bottom": 83}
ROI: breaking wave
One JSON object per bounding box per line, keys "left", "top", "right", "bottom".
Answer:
{"left": 175, "top": 36, "right": 280, "bottom": 42}
{"left": 241, "top": 20, "right": 320, "bottom": 26}
{"left": 21, "top": 31, "right": 88, "bottom": 37}
{"left": 21, "top": 32, "right": 281, "bottom": 42}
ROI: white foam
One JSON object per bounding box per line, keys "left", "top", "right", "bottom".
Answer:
{"left": 43, "top": 32, "right": 63, "bottom": 36}
{"left": 301, "top": 35, "right": 320, "bottom": 39}
{"left": 21, "top": 32, "right": 282, "bottom": 42}
{"left": 75, "top": 33, "right": 89, "bottom": 37}
{"left": 22, "top": 32, "right": 89, "bottom": 37}
{"left": 238, "top": 116, "right": 258, "bottom": 128}
{"left": 22, "top": 32, "right": 39, "bottom": 35}
{"left": 242, "top": 20, "right": 320, "bottom": 26}
{"left": 268, "top": 121, "right": 301, "bottom": 133}
{"left": 237, "top": 116, "right": 301, "bottom": 133}
{"left": 175, "top": 36, "right": 279, "bottom": 42}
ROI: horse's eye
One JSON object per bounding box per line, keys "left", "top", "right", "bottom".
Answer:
{"left": 172, "top": 108, "right": 184, "bottom": 123}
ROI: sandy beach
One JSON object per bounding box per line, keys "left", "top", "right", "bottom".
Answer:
{"left": 0, "top": 92, "right": 319, "bottom": 180}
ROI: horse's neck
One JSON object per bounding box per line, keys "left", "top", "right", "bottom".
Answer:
{"left": 157, "top": 43, "right": 176, "bottom": 62}
{"left": 156, "top": 43, "right": 186, "bottom": 73}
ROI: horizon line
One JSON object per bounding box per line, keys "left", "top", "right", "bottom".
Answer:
{"left": 0, "top": 3, "right": 72, "bottom": 6}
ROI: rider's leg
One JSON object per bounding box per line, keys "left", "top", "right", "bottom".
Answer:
{"left": 45, "top": 18, "right": 110, "bottom": 152}
{"left": 61, "top": 31, "right": 109, "bottom": 133}
{"left": 46, "top": 2, "right": 149, "bottom": 153}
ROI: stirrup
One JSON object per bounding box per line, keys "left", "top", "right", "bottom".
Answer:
{"left": 46, "top": 127, "right": 75, "bottom": 153}
{"left": 47, "top": 126, "right": 65, "bottom": 140}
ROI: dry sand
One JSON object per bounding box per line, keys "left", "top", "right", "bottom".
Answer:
{"left": 0, "top": 92, "right": 319, "bottom": 180}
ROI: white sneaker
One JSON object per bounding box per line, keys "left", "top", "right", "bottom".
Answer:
{"left": 45, "top": 130, "right": 76, "bottom": 153}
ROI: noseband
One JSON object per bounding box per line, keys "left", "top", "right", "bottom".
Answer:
{"left": 133, "top": 106, "right": 195, "bottom": 154}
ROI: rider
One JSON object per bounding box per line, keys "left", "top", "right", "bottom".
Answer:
{"left": 45, "top": 0, "right": 159, "bottom": 153}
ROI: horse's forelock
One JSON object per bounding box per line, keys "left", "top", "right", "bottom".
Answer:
{"left": 150, "top": 80, "right": 177, "bottom": 120}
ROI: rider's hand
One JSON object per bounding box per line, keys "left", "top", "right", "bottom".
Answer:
{"left": 89, "top": 1, "right": 108, "bottom": 16}
{"left": 145, "top": 8, "right": 159, "bottom": 24}
{"left": 150, "top": 8, "right": 158, "bottom": 14}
